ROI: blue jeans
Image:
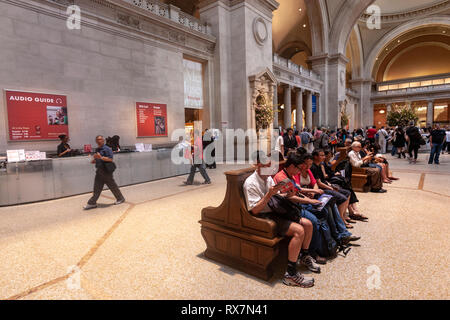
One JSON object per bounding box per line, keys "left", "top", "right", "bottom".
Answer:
{"left": 299, "top": 206, "right": 321, "bottom": 256}
{"left": 429, "top": 143, "right": 443, "bottom": 164}
{"left": 391, "top": 146, "right": 397, "bottom": 156}
{"left": 327, "top": 203, "right": 352, "bottom": 241}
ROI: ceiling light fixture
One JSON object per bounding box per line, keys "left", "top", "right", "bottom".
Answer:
{"left": 303, "top": 24, "right": 307, "bottom": 28}
{"left": 298, "top": 8, "right": 302, "bottom": 12}
{"left": 443, "top": 30, "right": 447, "bottom": 34}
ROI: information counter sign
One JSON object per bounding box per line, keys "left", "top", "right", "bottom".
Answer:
{"left": 136, "top": 102, "right": 167, "bottom": 137}
{"left": 5, "top": 90, "right": 68, "bottom": 141}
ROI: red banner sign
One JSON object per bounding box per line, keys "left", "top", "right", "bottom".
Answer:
{"left": 5, "top": 90, "right": 68, "bottom": 141}
{"left": 136, "top": 102, "right": 167, "bottom": 137}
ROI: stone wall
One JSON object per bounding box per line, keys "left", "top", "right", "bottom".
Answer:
{"left": 0, "top": 0, "right": 215, "bottom": 153}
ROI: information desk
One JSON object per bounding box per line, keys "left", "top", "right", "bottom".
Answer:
{"left": 0, "top": 149, "right": 191, "bottom": 206}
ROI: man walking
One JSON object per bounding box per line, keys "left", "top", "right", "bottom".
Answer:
{"left": 405, "top": 121, "right": 421, "bottom": 164}
{"left": 377, "top": 126, "right": 388, "bottom": 154}
{"left": 184, "top": 130, "right": 211, "bottom": 185}
{"left": 84, "top": 135, "right": 125, "bottom": 210}
{"left": 428, "top": 124, "right": 446, "bottom": 165}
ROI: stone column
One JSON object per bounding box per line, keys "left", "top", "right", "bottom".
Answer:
{"left": 305, "top": 90, "right": 313, "bottom": 129}
{"left": 283, "top": 84, "right": 292, "bottom": 129}
{"left": 272, "top": 84, "right": 278, "bottom": 129}
{"left": 308, "top": 55, "right": 328, "bottom": 126}
{"left": 427, "top": 100, "right": 434, "bottom": 127}
{"left": 351, "top": 78, "right": 374, "bottom": 128}
{"left": 295, "top": 88, "right": 304, "bottom": 130}
{"left": 326, "top": 54, "right": 349, "bottom": 129}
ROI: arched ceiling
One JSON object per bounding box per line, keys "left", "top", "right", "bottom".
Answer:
{"left": 373, "top": 25, "right": 450, "bottom": 81}
{"left": 372, "top": 0, "right": 445, "bottom": 14}
{"left": 272, "top": 0, "right": 312, "bottom": 57}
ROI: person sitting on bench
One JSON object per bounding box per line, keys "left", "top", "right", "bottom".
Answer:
{"left": 243, "top": 151, "right": 315, "bottom": 288}
{"left": 348, "top": 142, "right": 387, "bottom": 193}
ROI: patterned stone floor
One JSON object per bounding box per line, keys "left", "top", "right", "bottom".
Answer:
{"left": 0, "top": 153, "right": 449, "bottom": 300}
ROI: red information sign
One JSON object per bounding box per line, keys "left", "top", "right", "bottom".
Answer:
{"left": 136, "top": 102, "right": 167, "bottom": 137}
{"left": 5, "top": 90, "right": 68, "bottom": 141}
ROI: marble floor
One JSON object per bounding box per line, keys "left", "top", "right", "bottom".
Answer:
{"left": 0, "top": 153, "right": 449, "bottom": 300}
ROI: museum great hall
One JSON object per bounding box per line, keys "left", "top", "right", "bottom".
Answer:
{"left": 0, "top": 0, "right": 449, "bottom": 301}
{"left": 0, "top": 0, "right": 449, "bottom": 153}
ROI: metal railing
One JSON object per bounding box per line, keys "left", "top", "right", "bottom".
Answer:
{"left": 273, "top": 54, "right": 321, "bottom": 81}
{"left": 124, "top": 0, "right": 211, "bottom": 35}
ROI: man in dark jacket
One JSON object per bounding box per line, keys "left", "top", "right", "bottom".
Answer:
{"left": 283, "top": 128, "right": 298, "bottom": 156}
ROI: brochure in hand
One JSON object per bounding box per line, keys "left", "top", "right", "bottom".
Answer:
{"left": 277, "top": 178, "right": 300, "bottom": 194}
{"left": 314, "top": 194, "right": 333, "bottom": 211}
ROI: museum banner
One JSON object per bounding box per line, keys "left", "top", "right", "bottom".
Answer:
{"left": 183, "top": 59, "right": 204, "bottom": 109}
{"left": 136, "top": 102, "right": 167, "bottom": 137}
{"left": 5, "top": 90, "right": 68, "bottom": 141}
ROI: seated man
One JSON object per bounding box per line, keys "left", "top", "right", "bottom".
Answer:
{"left": 324, "top": 150, "right": 368, "bottom": 222}
{"left": 295, "top": 153, "right": 360, "bottom": 245}
{"left": 275, "top": 154, "right": 360, "bottom": 248}
{"left": 272, "top": 153, "right": 327, "bottom": 267}
{"left": 311, "top": 149, "right": 352, "bottom": 228}
{"left": 243, "top": 151, "right": 315, "bottom": 288}
{"left": 348, "top": 142, "right": 386, "bottom": 193}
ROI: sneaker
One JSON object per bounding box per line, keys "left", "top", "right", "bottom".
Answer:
{"left": 282, "top": 272, "right": 314, "bottom": 288}
{"left": 183, "top": 181, "right": 193, "bottom": 185}
{"left": 83, "top": 204, "right": 97, "bottom": 210}
{"left": 312, "top": 254, "right": 327, "bottom": 265}
{"left": 299, "top": 254, "right": 321, "bottom": 273}
{"left": 114, "top": 199, "right": 125, "bottom": 205}
{"left": 202, "top": 180, "right": 211, "bottom": 184}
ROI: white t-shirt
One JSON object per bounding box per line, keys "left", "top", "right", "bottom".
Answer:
{"left": 274, "top": 136, "right": 284, "bottom": 152}
{"left": 243, "top": 171, "right": 275, "bottom": 213}
{"left": 446, "top": 131, "right": 450, "bottom": 142}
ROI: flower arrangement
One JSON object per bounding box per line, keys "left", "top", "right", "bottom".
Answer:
{"left": 387, "top": 105, "right": 419, "bottom": 127}
{"left": 254, "top": 94, "right": 273, "bottom": 131}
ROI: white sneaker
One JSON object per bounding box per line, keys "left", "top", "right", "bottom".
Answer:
{"left": 83, "top": 204, "right": 97, "bottom": 210}
{"left": 299, "top": 254, "right": 321, "bottom": 273}
{"left": 282, "top": 272, "right": 314, "bottom": 287}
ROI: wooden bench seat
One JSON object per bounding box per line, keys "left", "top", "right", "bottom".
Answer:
{"left": 199, "top": 166, "right": 284, "bottom": 281}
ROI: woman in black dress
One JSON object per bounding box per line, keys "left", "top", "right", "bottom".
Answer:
{"left": 393, "top": 127, "right": 406, "bottom": 158}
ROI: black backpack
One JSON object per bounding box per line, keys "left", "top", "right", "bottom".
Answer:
{"left": 316, "top": 218, "right": 338, "bottom": 258}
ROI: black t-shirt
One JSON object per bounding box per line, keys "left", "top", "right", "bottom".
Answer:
{"left": 406, "top": 126, "right": 421, "bottom": 142}
{"left": 430, "top": 129, "right": 446, "bottom": 144}
{"left": 57, "top": 143, "right": 70, "bottom": 157}
{"left": 310, "top": 163, "right": 326, "bottom": 183}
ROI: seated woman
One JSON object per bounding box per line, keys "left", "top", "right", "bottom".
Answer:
{"left": 365, "top": 143, "right": 399, "bottom": 182}
{"left": 311, "top": 150, "right": 353, "bottom": 228}
{"left": 294, "top": 153, "right": 360, "bottom": 243}
{"left": 323, "top": 150, "right": 368, "bottom": 222}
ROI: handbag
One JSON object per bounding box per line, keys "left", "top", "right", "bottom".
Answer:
{"left": 267, "top": 194, "right": 302, "bottom": 222}
{"left": 103, "top": 161, "right": 117, "bottom": 173}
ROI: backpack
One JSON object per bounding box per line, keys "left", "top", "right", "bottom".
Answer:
{"left": 301, "top": 132, "right": 310, "bottom": 145}
{"left": 316, "top": 218, "right": 338, "bottom": 258}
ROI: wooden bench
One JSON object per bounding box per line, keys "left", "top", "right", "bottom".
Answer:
{"left": 332, "top": 147, "right": 370, "bottom": 192}
{"left": 199, "top": 166, "right": 284, "bottom": 281}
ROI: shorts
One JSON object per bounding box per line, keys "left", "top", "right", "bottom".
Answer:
{"left": 262, "top": 212, "right": 293, "bottom": 237}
